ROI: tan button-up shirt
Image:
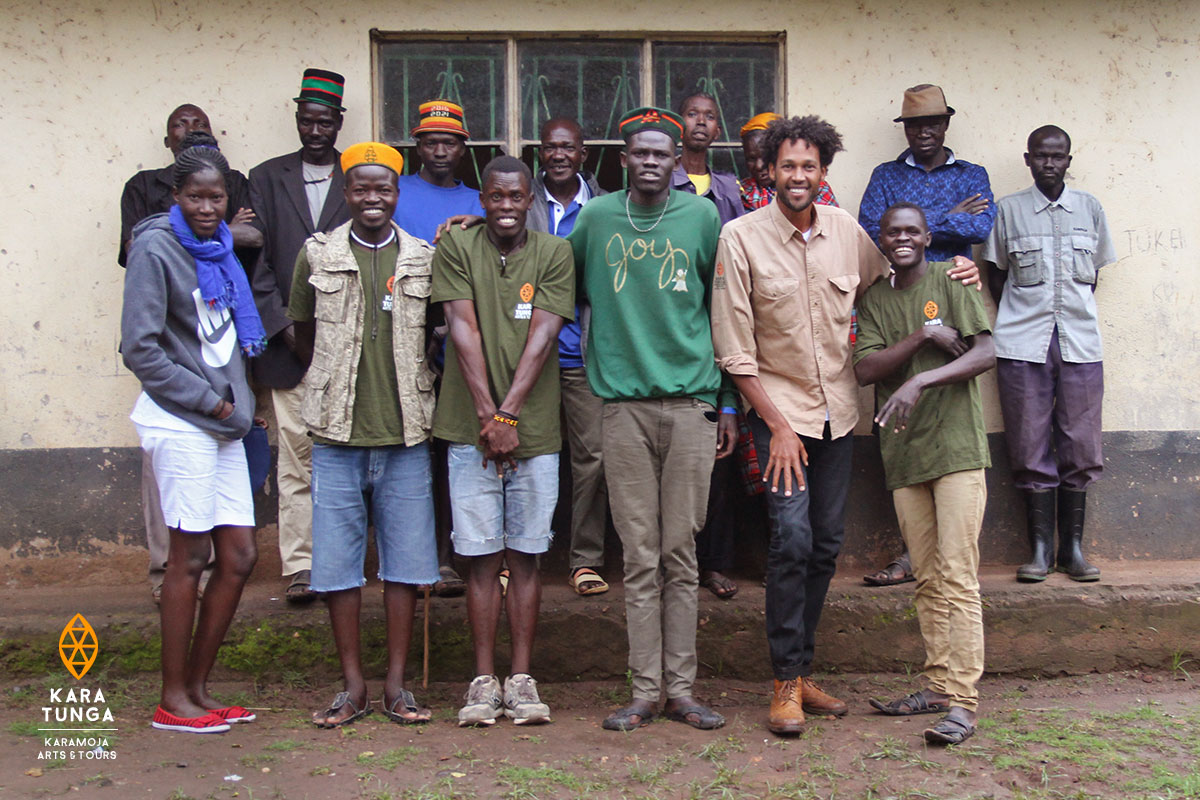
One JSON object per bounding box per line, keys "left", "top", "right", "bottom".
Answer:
{"left": 711, "top": 201, "right": 889, "bottom": 439}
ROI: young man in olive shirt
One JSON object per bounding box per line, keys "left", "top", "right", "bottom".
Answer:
{"left": 432, "top": 155, "right": 574, "bottom": 727}
{"left": 855, "top": 203, "right": 995, "bottom": 746}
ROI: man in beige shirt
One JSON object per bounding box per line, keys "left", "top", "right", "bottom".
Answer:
{"left": 710, "top": 115, "right": 979, "bottom": 735}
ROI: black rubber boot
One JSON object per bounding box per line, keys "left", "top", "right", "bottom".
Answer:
{"left": 1016, "top": 489, "right": 1055, "bottom": 582}
{"left": 1056, "top": 488, "right": 1100, "bottom": 582}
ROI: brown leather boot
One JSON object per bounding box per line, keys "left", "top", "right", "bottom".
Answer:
{"left": 768, "top": 679, "right": 804, "bottom": 734}
{"left": 801, "top": 677, "right": 849, "bottom": 717}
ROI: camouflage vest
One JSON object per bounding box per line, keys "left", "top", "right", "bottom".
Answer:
{"left": 299, "top": 220, "right": 437, "bottom": 444}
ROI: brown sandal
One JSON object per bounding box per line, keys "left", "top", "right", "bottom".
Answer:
{"left": 863, "top": 554, "right": 915, "bottom": 586}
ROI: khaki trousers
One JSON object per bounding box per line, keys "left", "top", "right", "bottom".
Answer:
{"left": 560, "top": 367, "right": 608, "bottom": 570}
{"left": 272, "top": 385, "right": 313, "bottom": 576}
{"left": 893, "top": 468, "right": 987, "bottom": 711}
{"left": 602, "top": 397, "right": 716, "bottom": 701}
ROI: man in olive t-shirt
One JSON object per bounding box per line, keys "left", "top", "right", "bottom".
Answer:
{"left": 432, "top": 155, "right": 574, "bottom": 727}
{"left": 853, "top": 203, "right": 995, "bottom": 746}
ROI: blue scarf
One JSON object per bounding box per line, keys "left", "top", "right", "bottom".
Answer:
{"left": 169, "top": 205, "right": 267, "bottom": 357}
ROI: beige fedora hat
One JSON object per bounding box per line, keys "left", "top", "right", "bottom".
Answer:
{"left": 893, "top": 84, "right": 956, "bottom": 122}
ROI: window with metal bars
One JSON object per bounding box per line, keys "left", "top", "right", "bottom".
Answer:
{"left": 373, "top": 32, "right": 782, "bottom": 190}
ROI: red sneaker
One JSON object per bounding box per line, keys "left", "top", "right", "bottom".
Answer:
{"left": 211, "top": 706, "right": 257, "bottom": 723}
{"left": 151, "top": 706, "right": 231, "bottom": 734}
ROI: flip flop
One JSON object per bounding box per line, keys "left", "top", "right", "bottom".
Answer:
{"left": 601, "top": 703, "right": 655, "bottom": 731}
{"left": 924, "top": 713, "right": 976, "bottom": 745}
{"left": 662, "top": 703, "right": 726, "bottom": 730}
{"left": 869, "top": 691, "right": 950, "bottom": 716}
{"left": 863, "top": 554, "right": 915, "bottom": 587}
{"left": 499, "top": 568, "right": 510, "bottom": 599}
{"left": 312, "top": 691, "right": 372, "bottom": 728}
{"left": 381, "top": 689, "right": 431, "bottom": 725}
{"left": 569, "top": 567, "right": 610, "bottom": 596}
{"left": 700, "top": 570, "right": 738, "bottom": 599}
{"left": 433, "top": 565, "right": 466, "bottom": 598}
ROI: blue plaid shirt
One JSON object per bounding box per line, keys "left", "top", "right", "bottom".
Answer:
{"left": 858, "top": 148, "right": 996, "bottom": 263}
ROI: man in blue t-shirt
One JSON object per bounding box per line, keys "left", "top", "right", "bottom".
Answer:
{"left": 392, "top": 99, "right": 485, "bottom": 598}
{"left": 392, "top": 99, "right": 484, "bottom": 243}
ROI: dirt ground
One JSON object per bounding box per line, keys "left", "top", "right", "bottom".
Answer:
{"left": 4, "top": 668, "right": 1199, "bottom": 800}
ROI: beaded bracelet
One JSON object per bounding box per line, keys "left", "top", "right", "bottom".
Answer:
{"left": 492, "top": 414, "right": 518, "bottom": 427}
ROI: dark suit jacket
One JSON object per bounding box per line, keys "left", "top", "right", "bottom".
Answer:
{"left": 247, "top": 149, "right": 350, "bottom": 388}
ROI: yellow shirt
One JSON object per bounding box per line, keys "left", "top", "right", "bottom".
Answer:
{"left": 688, "top": 172, "right": 711, "bottom": 196}
{"left": 710, "top": 201, "right": 889, "bottom": 439}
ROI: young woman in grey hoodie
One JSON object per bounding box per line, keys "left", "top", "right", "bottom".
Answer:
{"left": 122, "top": 143, "right": 266, "bottom": 734}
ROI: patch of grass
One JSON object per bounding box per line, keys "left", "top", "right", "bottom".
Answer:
{"left": 239, "top": 752, "right": 278, "bottom": 767}
{"left": 401, "top": 777, "right": 474, "bottom": 800}
{"left": 8, "top": 719, "right": 41, "bottom": 736}
{"left": 165, "top": 790, "right": 197, "bottom": 800}
{"left": 1169, "top": 650, "right": 1195, "bottom": 681}
{"left": 628, "top": 753, "right": 685, "bottom": 786}
{"left": 219, "top": 623, "right": 333, "bottom": 680}
{"left": 495, "top": 763, "right": 608, "bottom": 799}
{"left": 263, "top": 738, "right": 304, "bottom": 752}
{"left": 697, "top": 734, "right": 746, "bottom": 763}
{"left": 356, "top": 746, "right": 423, "bottom": 770}
{"left": 310, "top": 765, "right": 332, "bottom": 776}
{"left": 687, "top": 762, "right": 748, "bottom": 800}
{"left": 1123, "top": 764, "right": 1200, "bottom": 797}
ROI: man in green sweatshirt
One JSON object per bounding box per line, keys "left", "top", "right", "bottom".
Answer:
{"left": 568, "top": 107, "right": 736, "bottom": 733}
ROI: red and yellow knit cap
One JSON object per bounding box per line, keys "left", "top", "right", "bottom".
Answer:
{"left": 410, "top": 100, "right": 470, "bottom": 140}
{"left": 340, "top": 142, "right": 404, "bottom": 177}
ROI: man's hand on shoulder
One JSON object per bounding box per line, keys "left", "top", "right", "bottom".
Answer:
{"left": 433, "top": 214, "right": 484, "bottom": 244}
{"left": 946, "top": 256, "right": 983, "bottom": 292}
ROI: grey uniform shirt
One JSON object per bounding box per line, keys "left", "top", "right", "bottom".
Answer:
{"left": 982, "top": 185, "right": 1116, "bottom": 363}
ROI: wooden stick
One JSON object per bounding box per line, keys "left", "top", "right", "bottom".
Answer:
{"left": 422, "top": 585, "right": 431, "bottom": 689}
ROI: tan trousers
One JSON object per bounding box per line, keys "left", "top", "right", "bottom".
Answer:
{"left": 602, "top": 397, "right": 716, "bottom": 701}
{"left": 893, "top": 468, "right": 987, "bottom": 711}
{"left": 560, "top": 367, "right": 608, "bottom": 571}
{"left": 272, "top": 385, "right": 313, "bottom": 576}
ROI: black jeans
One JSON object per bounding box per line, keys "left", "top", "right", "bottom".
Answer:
{"left": 748, "top": 413, "right": 852, "bottom": 680}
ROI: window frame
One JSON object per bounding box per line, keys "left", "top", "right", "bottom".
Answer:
{"left": 370, "top": 30, "right": 787, "bottom": 157}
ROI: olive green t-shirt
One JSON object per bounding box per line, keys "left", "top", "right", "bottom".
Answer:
{"left": 431, "top": 226, "right": 575, "bottom": 458}
{"left": 287, "top": 237, "right": 406, "bottom": 447}
{"left": 853, "top": 264, "right": 992, "bottom": 490}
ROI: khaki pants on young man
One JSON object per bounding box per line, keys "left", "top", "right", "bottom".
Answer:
{"left": 272, "top": 385, "right": 313, "bottom": 576}
{"left": 601, "top": 397, "right": 715, "bottom": 702}
{"left": 560, "top": 366, "right": 608, "bottom": 572}
{"left": 892, "top": 468, "right": 987, "bottom": 711}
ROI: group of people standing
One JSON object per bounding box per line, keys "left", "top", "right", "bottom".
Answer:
{"left": 119, "top": 67, "right": 1114, "bottom": 746}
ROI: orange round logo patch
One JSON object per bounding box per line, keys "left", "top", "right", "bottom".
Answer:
{"left": 924, "top": 300, "right": 939, "bottom": 320}
{"left": 716, "top": 261, "right": 725, "bottom": 277}
{"left": 386, "top": 276, "right": 396, "bottom": 294}
{"left": 519, "top": 283, "right": 535, "bottom": 303}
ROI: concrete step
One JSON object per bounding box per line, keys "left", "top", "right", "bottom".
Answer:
{"left": 4, "top": 559, "right": 1197, "bottom": 685}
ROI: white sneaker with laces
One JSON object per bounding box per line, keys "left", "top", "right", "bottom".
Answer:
{"left": 458, "top": 674, "right": 503, "bottom": 727}
{"left": 503, "top": 673, "right": 551, "bottom": 725}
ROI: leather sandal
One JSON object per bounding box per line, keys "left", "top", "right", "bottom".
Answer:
{"left": 433, "top": 565, "right": 466, "bottom": 598}
{"left": 381, "top": 689, "right": 431, "bottom": 724}
{"left": 602, "top": 702, "right": 655, "bottom": 731}
{"left": 869, "top": 690, "right": 950, "bottom": 716}
{"left": 286, "top": 570, "right": 317, "bottom": 604}
{"left": 312, "top": 691, "right": 372, "bottom": 728}
{"left": 569, "top": 567, "right": 610, "bottom": 596}
{"left": 662, "top": 703, "right": 726, "bottom": 730}
{"left": 923, "top": 710, "right": 976, "bottom": 745}
{"left": 863, "top": 553, "right": 915, "bottom": 586}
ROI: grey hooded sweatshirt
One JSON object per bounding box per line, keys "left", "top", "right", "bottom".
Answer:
{"left": 121, "top": 213, "right": 254, "bottom": 439}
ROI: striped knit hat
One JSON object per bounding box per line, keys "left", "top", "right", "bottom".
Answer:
{"left": 293, "top": 69, "right": 347, "bottom": 112}
{"left": 410, "top": 100, "right": 471, "bottom": 140}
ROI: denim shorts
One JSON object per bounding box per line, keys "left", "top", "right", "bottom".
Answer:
{"left": 310, "top": 442, "right": 439, "bottom": 592}
{"left": 446, "top": 443, "right": 558, "bottom": 556}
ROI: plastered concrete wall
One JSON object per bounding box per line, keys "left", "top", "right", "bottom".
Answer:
{"left": 2, "top": 0, "right": 1197, "bottom": 449}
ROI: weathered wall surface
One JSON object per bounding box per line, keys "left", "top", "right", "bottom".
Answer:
{"left": 0, "top": 0, "right": 1197, "bottom": 557}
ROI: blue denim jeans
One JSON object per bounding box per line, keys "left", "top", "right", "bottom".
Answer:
{"left": 748, "top": 413, "right": 852, "bottom": 680}
{"left": 310, "top": 441, "right": 439, "bottom": 592}
{"left": 446, "top": 444, "right": 558, "bottom": 556}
